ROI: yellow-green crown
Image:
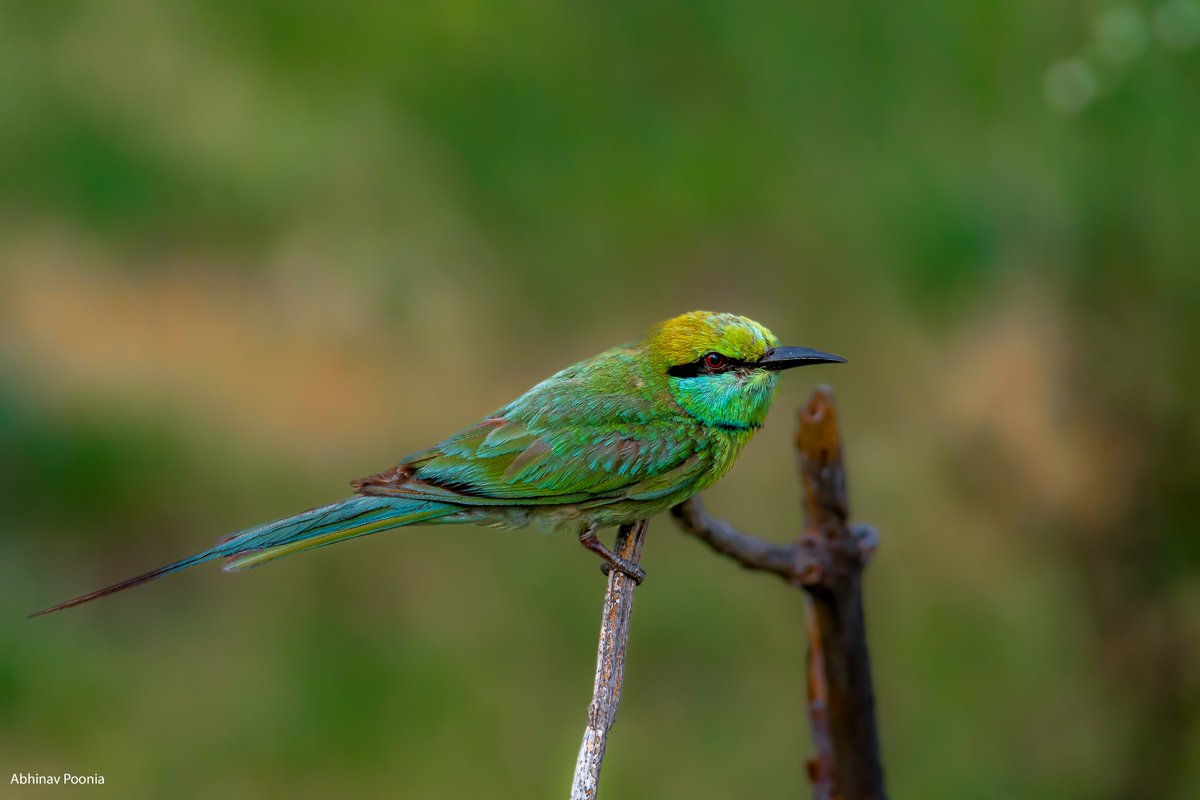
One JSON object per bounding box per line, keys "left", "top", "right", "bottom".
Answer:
{"left": 646, "top": 311, "right": 779, "bottom": 366}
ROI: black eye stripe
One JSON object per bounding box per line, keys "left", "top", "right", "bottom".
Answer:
{"left": 667, "top": 352, "right": 747, "bottom": 378}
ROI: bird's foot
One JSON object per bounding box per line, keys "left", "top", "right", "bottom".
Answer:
{"left": 579, "top": 526, "right": 646, "bottom": 585}
{"left": 600, "top": 557, "right": 646, "bottom": 585}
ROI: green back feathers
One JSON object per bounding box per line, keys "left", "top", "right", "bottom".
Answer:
{"left": 391, "top": 343, "right": 706, "bottom": 505}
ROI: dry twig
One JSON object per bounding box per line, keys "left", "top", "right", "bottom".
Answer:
{"left": 570, "top": 519, "right": 648, "bottom": 800}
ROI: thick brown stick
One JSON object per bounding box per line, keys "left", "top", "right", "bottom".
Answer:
{"left": 671, "top": 386, "right": 886, "bottom": 800}
{"left": 797, "top": 387, "right": 885, "bottom": 800}
{"left": 570, "top": 519, "right": 648, "bottom": 800}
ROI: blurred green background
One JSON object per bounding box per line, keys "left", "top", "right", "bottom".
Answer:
{"left": 2, "top": 1, "right": 1199, "bottom": 798}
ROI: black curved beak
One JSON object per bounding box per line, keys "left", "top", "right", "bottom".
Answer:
{"left": 757, "top": 346, "right": 846, "bottom": 371}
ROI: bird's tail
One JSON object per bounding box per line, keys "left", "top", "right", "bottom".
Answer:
{"left": 30, "top": 496, "right": 457, "bottom": 617}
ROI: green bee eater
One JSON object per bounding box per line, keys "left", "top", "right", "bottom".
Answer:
{"left": 33, "top": 310, "right": 843, "bottom": 616}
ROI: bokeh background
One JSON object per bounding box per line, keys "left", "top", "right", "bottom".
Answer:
{"left": 3, "top": 2, "right": 1199, "bottom": 798}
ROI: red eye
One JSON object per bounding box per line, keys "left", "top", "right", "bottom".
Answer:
{"left": 703, "top": 352, "right": 726, "bottom": 371}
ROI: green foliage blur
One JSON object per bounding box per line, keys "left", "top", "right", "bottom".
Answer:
{"left": 2, "top": 2, "right": 1198, "bottom": 798}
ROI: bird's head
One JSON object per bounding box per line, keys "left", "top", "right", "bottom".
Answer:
{"left": 645, "top": 311, "right": 844, "bottom": 431}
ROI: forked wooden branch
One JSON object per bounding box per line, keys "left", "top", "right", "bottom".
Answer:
{"left": 570, "top": 519, "right": 648, "bottom": 800}
{"left": 670, "top": 386, "right": 886, "bottom": 800}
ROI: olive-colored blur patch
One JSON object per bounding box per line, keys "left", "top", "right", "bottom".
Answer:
{"left": 0, "top": 247, "right": 488, "bottom": 459}
{"left": 931, "top": 285, "right": 1141, "bottom": 530}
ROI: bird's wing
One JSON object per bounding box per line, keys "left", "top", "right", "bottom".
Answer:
{"left": 354, "top": 361, "right": 708, "bottom": 506}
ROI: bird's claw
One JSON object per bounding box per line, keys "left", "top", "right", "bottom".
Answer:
{"left": 600, "top": 557, "right": 645, "bottom": 585}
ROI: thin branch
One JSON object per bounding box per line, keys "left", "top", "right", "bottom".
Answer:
{"left": 669, "top": 385, "right": 887, "bottom": 800}
{"left": 671, "top": 495, "right": 877, "bottom": 587}
{"left": 670, "top": 496, "right": 819, "bottom": 582}
{"left": 570, "top": 519, "right": 648, "bottom": 800}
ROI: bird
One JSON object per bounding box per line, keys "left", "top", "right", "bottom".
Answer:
{"left": 31, "top": 310, "right": 844, "bottom": 616}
